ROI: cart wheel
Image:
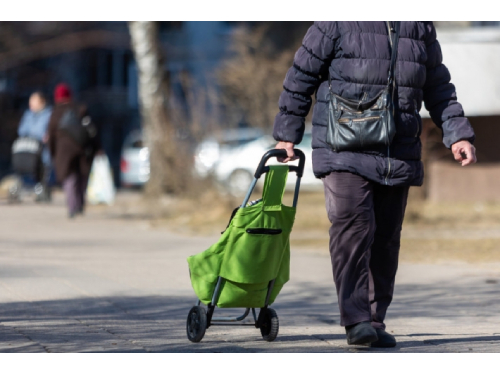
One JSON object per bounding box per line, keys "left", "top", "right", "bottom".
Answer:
{"left": 260, "top": 308, "right": 279, "bottom": 342}
{"left": 186, "top": 306, "right": 207, "bottom": 343}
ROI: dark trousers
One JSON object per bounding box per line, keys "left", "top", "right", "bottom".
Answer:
{"left": 322, "top": 171, "right": 409, "bottom": 329}
{"left": 62, "top": 172, "right": 88, "bottom": 215}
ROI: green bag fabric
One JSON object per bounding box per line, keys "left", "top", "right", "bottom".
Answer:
{"left": 187, "top": 166, "right": 296, "bottom": 308}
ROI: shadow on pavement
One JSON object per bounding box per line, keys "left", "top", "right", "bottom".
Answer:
{"left": 1, "top": 277, "right": 500, "bottom": 352}
{"left": 0, "top": 293, "right": 341, "bottom": 352}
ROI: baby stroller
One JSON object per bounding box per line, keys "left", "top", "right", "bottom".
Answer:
{"left": 10, "top": 137, "right": 51, "bottom": 202}
{"left": 186, "top": 148, "right": 305, "bottom": 343}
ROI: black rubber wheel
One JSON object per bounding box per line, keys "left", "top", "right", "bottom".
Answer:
{"left": 260, "top": 308, "right": 279, "bottom": 342}
{"left": 186, "top": 306, "right": 207, "bottom": 343}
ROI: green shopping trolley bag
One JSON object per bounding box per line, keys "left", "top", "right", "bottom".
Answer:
{"left": 186, "top": 148, "right": 305, "bottom": 343}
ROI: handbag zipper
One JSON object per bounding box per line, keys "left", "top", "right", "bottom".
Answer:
{"left": 338, "top": 116, "right": 381, "bottom": 123}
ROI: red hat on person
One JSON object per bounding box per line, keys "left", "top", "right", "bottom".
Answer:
{"left": 54, "top": 83, "right": 72, "bottom": 103}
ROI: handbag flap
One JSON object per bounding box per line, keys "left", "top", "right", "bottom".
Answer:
{"left": 333, "top": 88, "right": 387, "bottom": 112}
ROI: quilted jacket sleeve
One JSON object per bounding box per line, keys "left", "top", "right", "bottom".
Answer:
{"left": 423, "top": 21, "right": 475, "bottom": 148}
{"left": 273, "top": 22, "right": 338, "bottom": 144}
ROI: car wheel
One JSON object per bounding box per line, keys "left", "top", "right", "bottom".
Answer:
{"left": 227, "top": 169, "right": 254, "bottom": 197}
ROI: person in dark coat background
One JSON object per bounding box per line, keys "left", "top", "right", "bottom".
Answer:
{"left": 273, "top": 22, "right": 477, "bottom": 347}
{"left": 48, "top": 83, "right": 100, "bottom": 218}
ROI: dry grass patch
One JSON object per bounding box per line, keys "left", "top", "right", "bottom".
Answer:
{"left": 106, "top": 188, "right": 500, "bottom": 263}
{"left": 400, "top": 238, "right": 500, "bottom": 263}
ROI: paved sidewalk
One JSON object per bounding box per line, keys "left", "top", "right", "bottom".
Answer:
{"left": 1, "top": 193, "right": 500, "bottom": 352}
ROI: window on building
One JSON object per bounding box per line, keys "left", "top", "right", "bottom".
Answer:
{"left": 158, "top": 21, "right": 183, "bottom": 32}
{"left": 105, "top": 52, "right": 113, "bottom": 86}
{"left": 87, "top": 49, "right": 99, "bottom": 88}
{"left": 123, "top": 52, "right": 132, "bottom": 87}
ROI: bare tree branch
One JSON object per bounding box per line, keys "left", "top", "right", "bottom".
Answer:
{"left": 0, "top": 30, "right": 130, "bottom": 71}
{"left": 218, "top": 23, "right": 310, "bottom": 130}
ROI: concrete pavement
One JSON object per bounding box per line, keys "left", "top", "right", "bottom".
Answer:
{"left": 1, "top": 192, "right": 500, "bottom": 352}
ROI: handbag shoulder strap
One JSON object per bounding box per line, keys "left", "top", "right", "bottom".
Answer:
{"left": 387, "top": 21, "right": 401, "bottom": 85}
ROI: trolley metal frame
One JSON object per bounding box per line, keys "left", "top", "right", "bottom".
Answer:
{"left": 194, "top": 149, "right": 305, "bottom": 332}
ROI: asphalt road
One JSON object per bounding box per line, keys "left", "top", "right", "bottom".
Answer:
{"left": 1, "top": 192, "right": 500, "bottom": 353}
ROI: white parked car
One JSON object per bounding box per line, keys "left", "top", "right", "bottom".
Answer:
{"left": 211, "top": 133, "right": 321, "bottom": 196}
{"left": 120, "top": 130, "right": 150, "bottom": 187}
{"left": 194, "top": 128, "right": 264, "bottom": 178}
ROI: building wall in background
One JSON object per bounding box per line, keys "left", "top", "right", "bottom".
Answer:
{"left": 423, "top": 27, "right": 500, "bottom": 201}
{"left": 422, "top": 27, "right": 500, "bottom": 118}
{"left": 428, "top": 161, "right": 500, "bottom": 202}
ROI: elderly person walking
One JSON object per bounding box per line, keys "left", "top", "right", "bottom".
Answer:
{"left": 48, "top": 83, "right": 100, "bottom": 218}
{"left": 17, "top": 91, "right": 53, "bottom": 201}
{"left": 274, "top": 22, "right": 476, "bottom": 347}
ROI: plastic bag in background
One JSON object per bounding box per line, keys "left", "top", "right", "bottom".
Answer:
{"left": 87, "top": 154, "right": 115, "bottom": 205}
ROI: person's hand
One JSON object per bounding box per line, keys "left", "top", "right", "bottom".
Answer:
{"left": 42, "top": 134, "right": 49, "bottom": 144}
{"left": 96, "top": 149, "right": 105, "bottom": 156}
{"left": 451, "top": 140, "right": 477, "bottom": 166}
{"left": 275, "top": 141, "right": 298, "bottom": 163}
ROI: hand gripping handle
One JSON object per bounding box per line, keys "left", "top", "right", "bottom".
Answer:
{"left": 254, "top": 149, "right": 306, "bottom": 179}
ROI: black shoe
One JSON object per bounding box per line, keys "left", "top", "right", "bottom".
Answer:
{"left": 371, "top": 328, "right": 397, "bottom": 348}
{"left": 345, "top": 322, "right": 378, "bottom": 346}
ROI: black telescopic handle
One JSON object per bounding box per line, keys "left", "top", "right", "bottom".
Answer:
{"left": 254, "top": 149, "right": 306, "bottom": 179}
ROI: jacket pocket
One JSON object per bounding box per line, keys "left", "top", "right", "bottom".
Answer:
{"left": 246, "top": 228, "right": 283, "bottom": 235}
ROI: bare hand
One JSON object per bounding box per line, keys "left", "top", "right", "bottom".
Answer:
{"left": 42, "top": 134, "right": 49, "bottom": 144}
{"left": 275, "top": 141, "right": 298, "bottom": 163}
{"left": 451, "top": 140, "right": 477, "bottom": 166}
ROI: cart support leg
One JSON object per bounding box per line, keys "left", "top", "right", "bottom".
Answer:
{"left": 264, "top": 279, "right": 276, "bottom": 307}
{"left": 252, "top": 308, "right": 258, "bottom": 323}
{"left": 256, "top": 279, "right": 276, "bottom": 328}
{"left": 207, "top": 277, "right": 223, "bottom": 327}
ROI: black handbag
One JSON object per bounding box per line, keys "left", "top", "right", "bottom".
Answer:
{"left": 326, "top": 21, "right": 401, "bottom": 152}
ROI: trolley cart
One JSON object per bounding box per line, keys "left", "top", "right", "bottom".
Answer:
{"left": 186, "top": 148, "right": 305, "bottom": 343}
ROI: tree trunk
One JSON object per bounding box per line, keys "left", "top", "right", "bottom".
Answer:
{"left": 128, "top": 21, "right": 169, "bottom": 198}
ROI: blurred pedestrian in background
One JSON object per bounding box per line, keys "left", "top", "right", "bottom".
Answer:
{"left": 48, "top": 83, "right": 100, "bottom": 218}
{"left": 17, "top": 91, "right": 53, "bottom": 201}
{"left": 274, "top": 21, "right": 477, "bottom": 348}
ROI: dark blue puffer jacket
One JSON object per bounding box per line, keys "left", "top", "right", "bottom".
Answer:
{"left": 273, "top": 21, "right": 475, "bottom": 186}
